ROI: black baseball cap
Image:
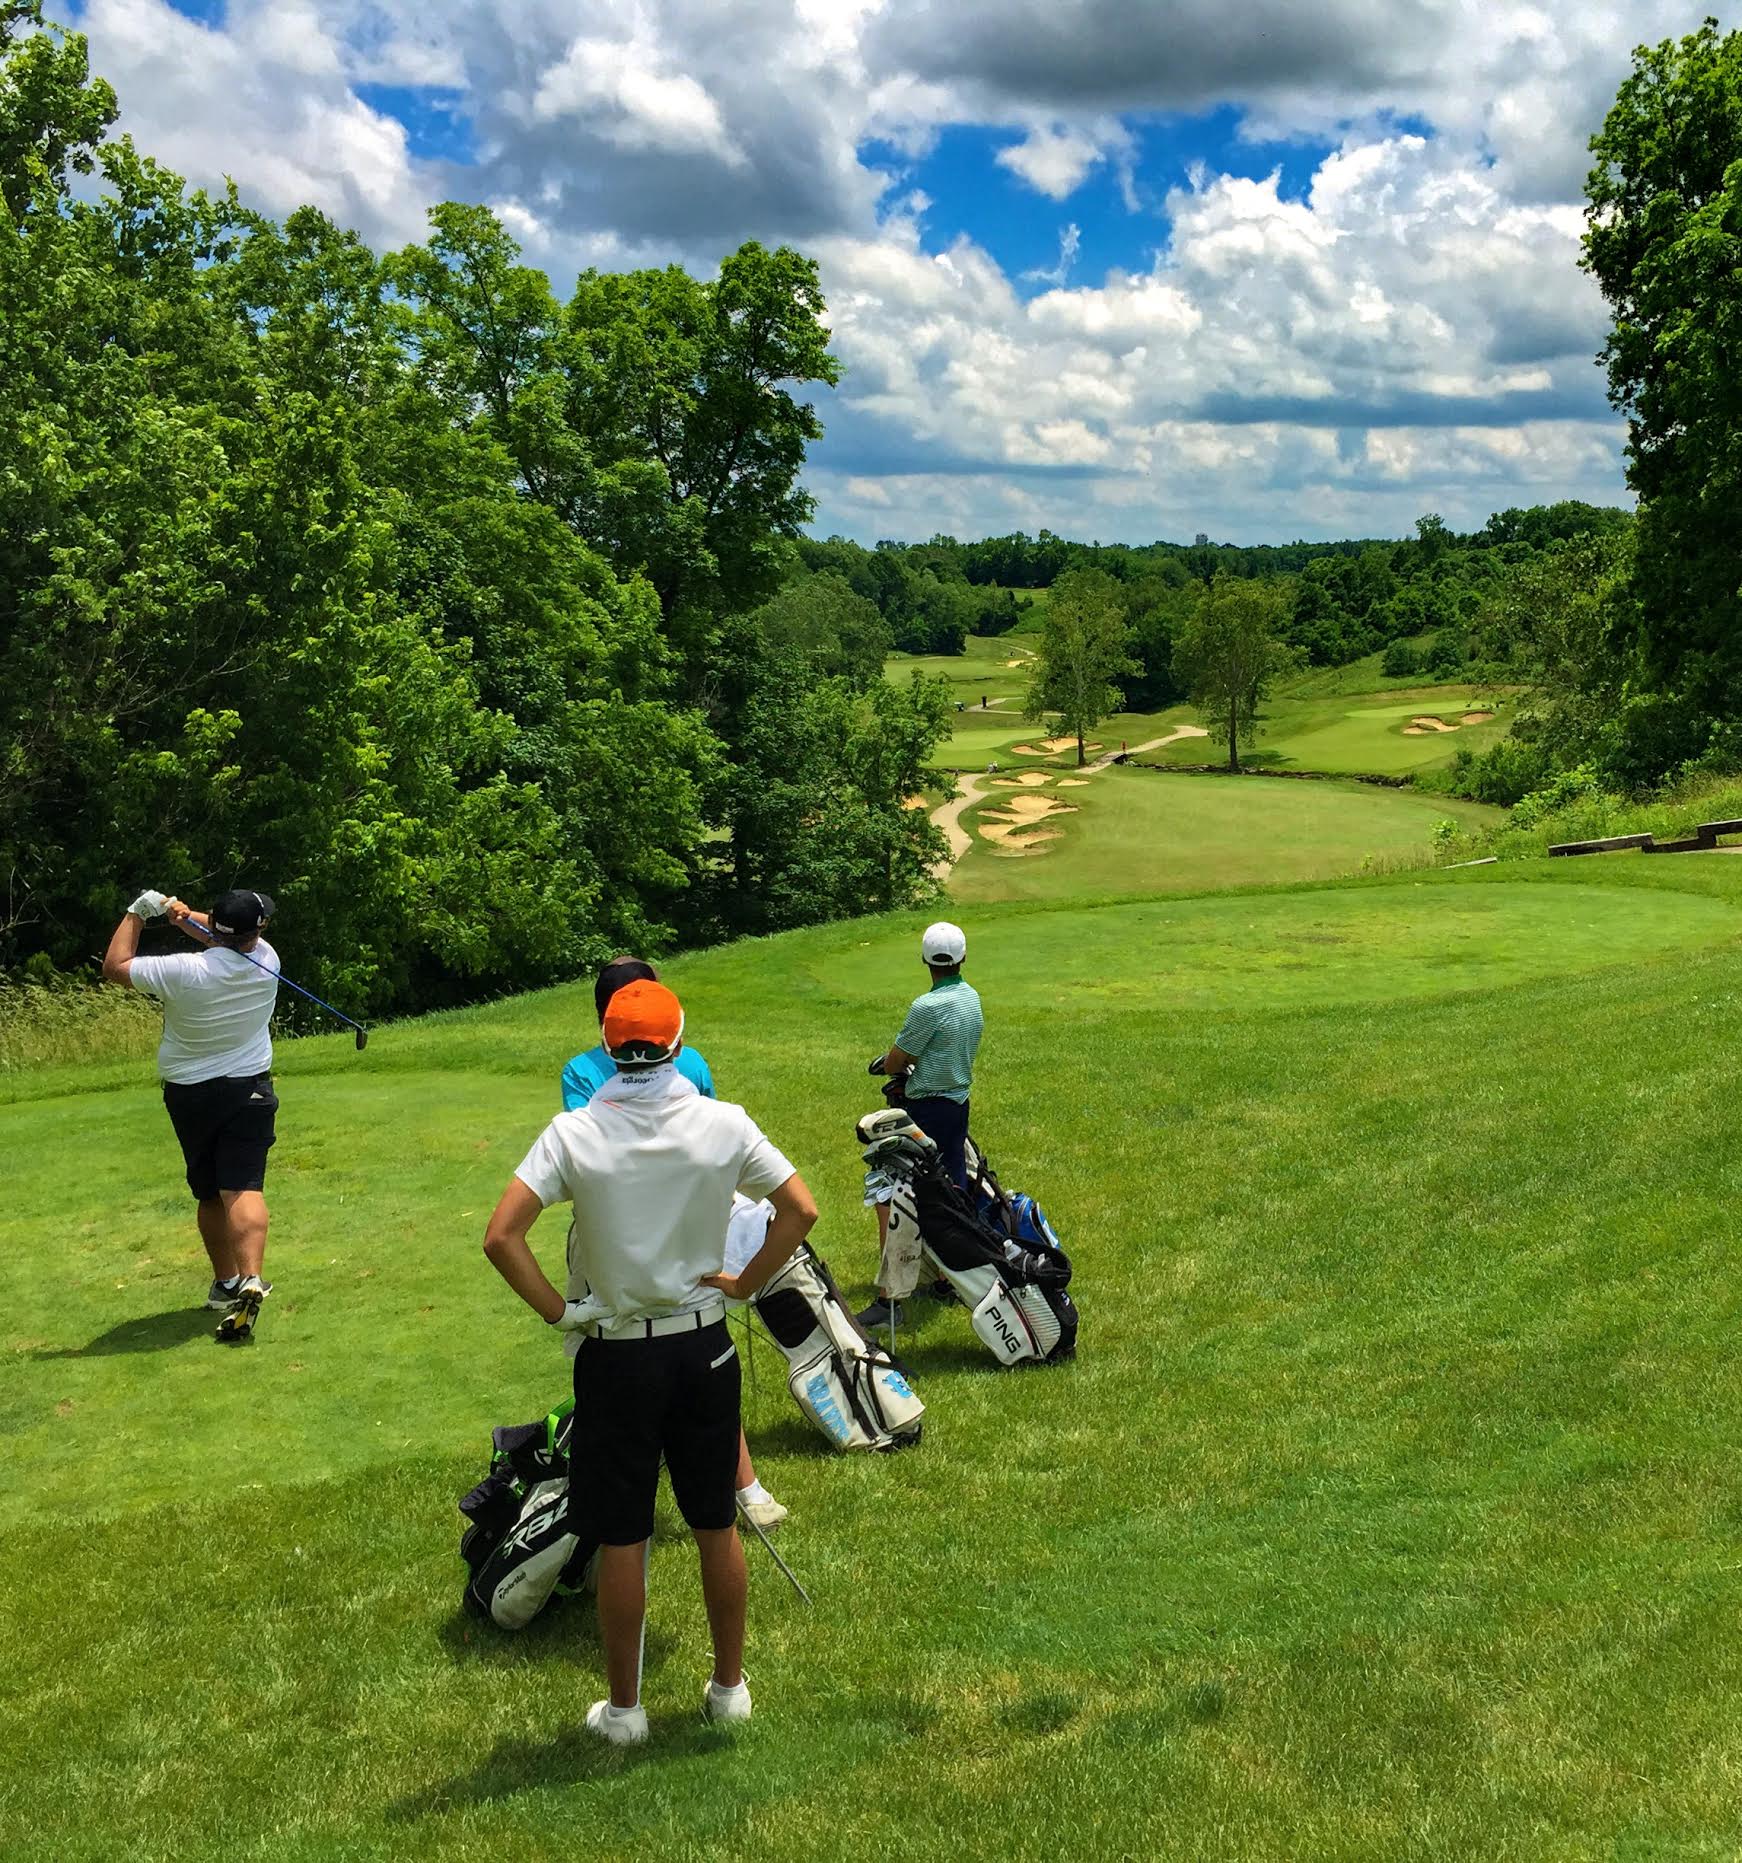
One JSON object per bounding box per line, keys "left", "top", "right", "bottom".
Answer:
{"left": 210, "top": 889, "right": 276, "bottom": 938}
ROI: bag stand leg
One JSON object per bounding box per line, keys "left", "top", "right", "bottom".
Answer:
{"left": 738, "top": 1496, "right": 812, "bottom": 1606}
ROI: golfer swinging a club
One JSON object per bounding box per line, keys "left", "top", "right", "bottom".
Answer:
{"left": 101, "top": 888, "right": 281, "bottom": 1344}
{"left": 484, "top": 980, "right": 817, "bottom": 1744}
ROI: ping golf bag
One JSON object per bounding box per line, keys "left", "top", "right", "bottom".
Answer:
{"left": 860, "top": 1110, "right": 1079, "bottom": 1367}
{"left": 750, "top": 1230, "right": 925, "bottom": 1452}
{"left": 458, "top": 1399, "right": 598, "bottom": 1629}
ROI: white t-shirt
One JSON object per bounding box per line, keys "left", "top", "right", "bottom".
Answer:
{"left": 515, "top": 1062, "right": 796, "bottom": 1325}
{"left": 129, "top": 941, "right": 279, "bottom": 1085}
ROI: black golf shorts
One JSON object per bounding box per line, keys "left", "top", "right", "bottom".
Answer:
{"left": 569, "top": 1318, "right": 741, "bottom": 1546}
{"left": 162, "top": 1072, "right": 278, "bottom": 1202}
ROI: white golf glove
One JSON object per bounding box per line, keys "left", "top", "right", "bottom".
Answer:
{"left": 551, "top": 1296, "right": 610, "bottom": 1333}
{"left": 128, "top": 889, "right": 169, "bottom": 920}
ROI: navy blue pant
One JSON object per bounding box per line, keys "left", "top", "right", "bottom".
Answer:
{"left": 906, "top": 1094, "right": 970, "bottom": 1189}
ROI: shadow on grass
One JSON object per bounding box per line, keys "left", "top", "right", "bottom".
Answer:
{"left": 438, "top": 1603, "right": 677, "bottom": 1680}
{"left": 740, "top": 1415, "right": 847, "bottom": 1461}
{"left": 386, "top": 1712, "right": 743, "bottom": 1819}
{"left": 28, "top": 1305, "right": 213, "bottom": 1358}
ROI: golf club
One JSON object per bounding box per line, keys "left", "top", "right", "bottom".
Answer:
{"left": 737, "top": 1496, "right": 812, "bottom": 1606}
{"left": 184, "top": 917, "right": 369, "bottom": 1048}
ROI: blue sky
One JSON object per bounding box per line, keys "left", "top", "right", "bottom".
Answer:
{"left": 864, "top": 108, "right": 1340, "bottom": 296}
{"left": 64, "top": 0, "right": 1696, "bottom": 545}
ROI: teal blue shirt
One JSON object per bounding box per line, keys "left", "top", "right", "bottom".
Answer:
{"left": 896, "top": 974, "right": 982, "bottom": 1103}
{"left": 561, "top": 1043, "right": 715, "bottom": 1110}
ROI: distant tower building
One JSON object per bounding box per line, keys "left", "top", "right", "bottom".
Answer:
{"left": 1194, "top": 532, "right": 1210, "bottom": 547}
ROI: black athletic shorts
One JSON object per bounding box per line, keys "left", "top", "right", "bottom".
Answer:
{"left": 162, "top": 1072, "right": 278, "bottom": 1202}
{"left": 569, "top": 1317, "right": 741, "bottom": 1546}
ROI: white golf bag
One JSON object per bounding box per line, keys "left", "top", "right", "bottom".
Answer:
{"left": 736, "top": 1198, "right": 924, "bottom": 1451}
{"left": 860, "top": 1111, "right": 1079, "bottom": 1368}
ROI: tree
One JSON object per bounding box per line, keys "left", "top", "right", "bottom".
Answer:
{"left": 1584, "top": 20, "right": 1742, "bottom": 773}
{"left": 563, "top": 241, "right": 840, "bottom": 679}
{"left": 0, "top": 2, "right": 114, "bottom": 222}
{"left": 1172, "top": 574, "right": 1293, "bottom": 771}
{"left": 746, "top": 570, "right": 891, "bottom": 688}
{"left": 1023, "top": 569, "right": 1136, "bottom": 766}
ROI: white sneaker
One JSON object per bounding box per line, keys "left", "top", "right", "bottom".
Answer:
{"left": 740, "top": 1494, "right": 788, "bottom": 1531}
{"left": 585, "top": 1700, "right": 649, "bottom": 1746}
{"left": 704, "top": 1676, "right": 753, "bottom": 1724}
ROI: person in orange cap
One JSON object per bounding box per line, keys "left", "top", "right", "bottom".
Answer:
{"left": 483, "top": 980, "right": 817, "bottom": 1745}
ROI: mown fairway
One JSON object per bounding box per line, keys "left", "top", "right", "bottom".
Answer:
{"left": 948, "top": 764, "right": 1498, "bottom": 905}
{"left": 8, "top": 853, "right": 1742, "bottom": 1858}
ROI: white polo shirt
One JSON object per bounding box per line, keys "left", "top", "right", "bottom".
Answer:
{"left": 129, "top": 941, "right": 280, "bottom": 1085}
{"left": 514, "top": 1063, "right": 796, "bottom": 1325}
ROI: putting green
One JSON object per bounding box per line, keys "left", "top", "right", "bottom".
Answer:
{"left": 792, "top": 881, "right": 1742, "bottom": 1015}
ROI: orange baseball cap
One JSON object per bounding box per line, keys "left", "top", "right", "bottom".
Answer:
{"left": 602, "top": 979, "right": 685, "bottom": 1063}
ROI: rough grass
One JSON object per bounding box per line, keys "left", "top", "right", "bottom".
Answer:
{"left": 0, "top": 976, "right": 161, "bottom": 1073}
{"left": 1473, "top": 773, "right": 1742, "bottom": 861}
{"left": 8, "top": 857, "right": 1742, "bottom": 1855}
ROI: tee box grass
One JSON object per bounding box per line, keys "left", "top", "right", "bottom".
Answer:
{"left": 8, "top": 852, "right": 1742, "bottom": 1856}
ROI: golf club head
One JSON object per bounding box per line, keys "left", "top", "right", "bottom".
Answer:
{"left": 355, "top": 1029, "right": 369, "bottom": 1050}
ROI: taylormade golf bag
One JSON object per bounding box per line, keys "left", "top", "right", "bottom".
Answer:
{"left": 458, "top": 1400, "right": 598, "bottom": 1629}
{"left": 860, "top": 1110, "right": 1079, "bottom": 1366}
{"left": 750, "top": 1235, "right": 925, "bottom": 1452}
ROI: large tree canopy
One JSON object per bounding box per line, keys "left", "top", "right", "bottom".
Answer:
{"left": 0, "top": 13, "right": 950, "bottom": 1013}
{"left": 1584, "top": 19, "right": 1742, "bottom": 776}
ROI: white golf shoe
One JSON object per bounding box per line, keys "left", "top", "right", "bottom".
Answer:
{"left": 740, "top": 1493, "right": 788, "bottom": 1532}
{"left": 585, "top": 1700, "right": 648, "bottom": 1746}
{"left": 703, "top": 1676, "right": 753, "bottom": 1724}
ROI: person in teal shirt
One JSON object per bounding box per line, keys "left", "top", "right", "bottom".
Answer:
{"left": 562, "top": 957, "right": 715, "bottom": 1108}
{"left": 558, "top": 955, "right": 785, "bottom": 1531}
{"left": 869, "top": 920, "right": 982, "bottom": 1187}
{"left": 860, "top": 922, "right": 983, "bottom": 1328}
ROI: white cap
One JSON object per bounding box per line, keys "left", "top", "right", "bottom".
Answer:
{"left": 922, "top": 920, "right": 967, "bottom": 966}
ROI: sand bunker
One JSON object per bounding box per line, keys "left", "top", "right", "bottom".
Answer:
{"left": 1057, "top": 777, "right": 1090, "bottom": 787}
{"left": 980, "top": 826, "right": 1062, "bottom": 855}
{"left": 976, "top": 792, "right": 1077, "bottom": 856}
{"left": 1402, "top": 727, "right": 1426, "bottom": 735}
{"left": 1410, "top": 717, "right": 1457, "bottom": 733}
{"left": 1461, "top": 711, "right": 1494, "bottom": 724}
{"left": 993, "top": 795, "right": 1077, "bottom": 822}
{"left": 1008, "top": 743, "right": 1046, "bottom": 757}
{"left": 1040, "top": 736, "right": 1100, "bottom": 753}
{"left": 991, "top": 771, "right": 1051, "bottom": 788}
{"left": 902, "top": 793, "right": 928, "bottom": 810}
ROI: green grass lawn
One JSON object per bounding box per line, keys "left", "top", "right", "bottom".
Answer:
{"left": 9, "top": 852, "right": 1742, "bottom": 1855}
{"left": 949, "top": 764, "right": 1497, "bottom": 906}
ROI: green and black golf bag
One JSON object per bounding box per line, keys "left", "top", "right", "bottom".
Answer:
{"left": 859, "top": 1109, "right": 1079, "bottom": 1366}
{"left": 458, "top": 1399, "right": 598, "bottom": 1628}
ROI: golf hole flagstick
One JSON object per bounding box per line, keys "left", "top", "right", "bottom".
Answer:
{"left": 184, "top": 917, "right": 369, "bottom": 1049}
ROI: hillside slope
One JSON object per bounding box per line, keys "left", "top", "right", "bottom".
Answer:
{"left": 5, "top": 857, "right": 1742, "bottom": 1856}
